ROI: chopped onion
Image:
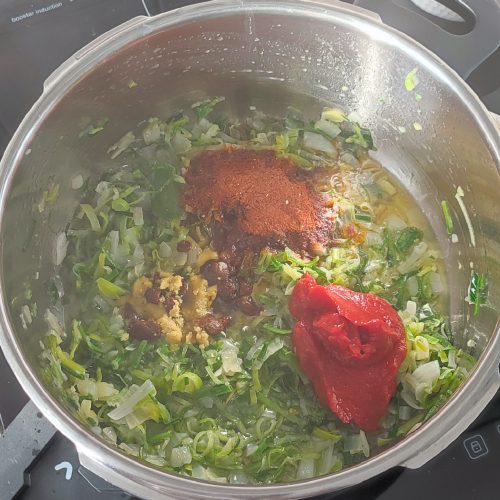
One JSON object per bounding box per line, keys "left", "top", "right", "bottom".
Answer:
{"left": 119, "top": 442, "right": 140, "bottom": 456}
{"left": 199, "top": 397, "right": 214, "bottom": 409}
{"left": 192, "top": 463, "right": 207, "bottom": 479}
{"left": 20, "top": 305, "right": 33, "bottom": 329}
{"left": 385, "top": 214, "right": 407, "bottom": 230}
{"left": 171, "top": 250, "right": 188, "bottom": 266}
{"left": 77, "top": 379, "right": 96, "bottom": 397}
{"left": 364, "top": 231, "right": 383, "bottom": 247}
{"left": 406, "top": 300, "right": 417, "bottom": 316}
{"left": 170, "top": 445, "right": 192, "bottom": 468}
{"left": 400, "top": 387, "right": 423, "bottom": 410}
{"left": 142, "top": 122, "right": 161, "bottom": 145}
{"left": 102, "top": 426, "right": 117, "bottom": 445}
{"left": 282, "top": 263, "right": 302, "bottom": 281}
{"left": 108, "top": 131, "right": 135, "bottom": 159}
{"left": 318, "top": 444, "right": 334, "bottom": 475}
{"left": 314, "top": 119, "right": 341, "bottom": 139}
{"left": 192, "top": 463, "right": 228, "bottom": 483}
{"left": 159, "top": 241, "right": 172, "bottom": 258}
{"left": 77, "top": 380, "right": 117, "bottom": 399}
{"left": 296, "top": 458, "right": 315, "bottom": 480}
{"left": 398, "top": 405, "right": 412, "bottom": 421}
{"left": 414, "top": 335, "right": 430, "bottom": 361}
{"left": 412, "top": 360, "right": 440, "bottom": 387}
{"left": 448, "top": 350, "right": 457, "bottom": 369}
{"left": 71, "top": 174, "right": 84, "bottom": 190}
{"left": 397, "top": 241, "right": 428, "bottom": 274}
{"left": 93, "top": 294, "right": 111, "bottom": 313}
{"left": 184, "top": 409, "right": 199, "bottom": 419}
{"left": 109, "top": 230, "right": 119, "bottom": 259}
{"left": 378, "top": 179, "right": 397, "bottom": 196}
{"left": 138, "top": 144, "right": 156, "bottom": 160}
{"left": 129, "top": 244, "right": 144, "bottom": 267}
{"left": 229, "top": 471, "right": 249, "bottom": 484}
{"left": 340, "top": 151, "right": 358, "bottom": 166}
{"left": 262, "top": 409, "right": 277, "bottom": 419}
{"left": 428, "top": 271, "right": 444, "bottom": 294}
{"left": 108, "top": 379, "right": 155, "bottom": 420}
{"left": 95, "top": 181, "right": 112, "bottom": 196}
{"left": 172, "top": 131, "right": 192, "bottom": 154}
{"left": 170, "top": 432, "right": 188, "bottom": 447}
{"left": 144, "top": 455, "right": 167, "bottom": 467}
{"left": 246, "top": 338, "right": 284, "bottom": 369}
{"left": 132, "top": 207, "right": 144, "bottom": 226}
{"left": 96, "top": 382, "right": 118, "bottom": 399}
{"left": 344, "top": 430, "right": 370, "bottom": 457}
{"left": 303, "top": 131, "right": 337, "bottom": 156}
{"left": 54, "top": 232, "right": 68, "bottom": 266}
{"left": 123, "top": 397, "right": 159, "bottom": 429}
{"left": 78, "top": 399, "right": 98, "bottom": 425}
{"left": 220, "top": 340, "right": 243, "bottom": 375}
{"left": 407, "top": 275, "right": 419, "bottom": 296}
{"left": 246, "top": 443, "right": 258, "bottom": 456}
{"left": 347, "top": 111, "right": 362, "bottom": 123}
{"left": 45, "top": 309, "right": 64, "bottom": 338}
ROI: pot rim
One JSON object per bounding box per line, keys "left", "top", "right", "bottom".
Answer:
{"left": 0, "top": 1, "right": 499, "bottom": 498}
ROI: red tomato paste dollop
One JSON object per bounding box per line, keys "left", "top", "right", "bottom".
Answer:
{"left": 290, "top": 274, "right": 407, "bottom": 431}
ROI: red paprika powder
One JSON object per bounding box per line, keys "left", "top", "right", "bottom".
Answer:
{"left": 184, "top": 147, "right": 330, "bottom": 257}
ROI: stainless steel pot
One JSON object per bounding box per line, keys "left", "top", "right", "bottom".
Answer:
{"left": 0, "top": 1, "right": 499, "bottom": 498}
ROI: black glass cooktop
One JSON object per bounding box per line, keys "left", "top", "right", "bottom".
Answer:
{"left": 0, "top": 1, "right": 499, "bottom": 499}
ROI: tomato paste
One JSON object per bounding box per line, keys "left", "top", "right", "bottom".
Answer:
{"left": 290, "top": 274, "right": 407, "bottom": 431}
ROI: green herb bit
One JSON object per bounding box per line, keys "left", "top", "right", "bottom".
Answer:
{"left": 38, "top": 183, "right": 60, "bottom": 213}
{"left": 404, "top": 68, "right": 419, "bottom": 92}
{"left": 192, "top": 96, "right": 225, "bottom": 120}
{"left": 440, "top": 200, "right": 454, "bottom": 234}
{"left": 78, "top": 118, "right": 109, "bottom": 138}
{"left": 55, "top": 346, "right": 86, "bottom": 379}
{"left": 354, "top": 208, "right": 372, "bottom": 223}
{"left": 260, "top": 323, "right": 292, "bottom": 336}
{"left": 345, "top": 123, "right": 376, "bottom": 151}
{"left": 395, "top": 227, "right": 423, "bottom": 253}
{"left": 88, "top": 118, "right": 110, "bottom": 136}
{"left": 172, "top": 372, "right": 203, "bottom": 393}
{"left": 321, "top": 107, "right": 346, "bottom": 123}
{"left": 111, "top": 198, "right": 130, "bottom": 212}
{"left": 69, "top": 320, "right": 83, "bottom": 359}
{"left": 468, "top": 271, "right": 488, "bottom": 316}
{"left": 312, "top": 427, "right": 342, "bottom": 443}
{"left": 107, "top": 131, "right": 135, "bottom": 159}
{"left": 80, "top": 204, "right": 101, "bottom": 232}
{"left": 96, "top": 277, "right": 126, "bottom": 299}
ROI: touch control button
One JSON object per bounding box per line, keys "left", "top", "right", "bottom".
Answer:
{"left": 463, "top": 434, "right": 489, "bottom": 460}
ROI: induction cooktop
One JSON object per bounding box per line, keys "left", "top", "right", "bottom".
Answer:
{"left": 0, "top": 1, "right": 499, "bottom": 499}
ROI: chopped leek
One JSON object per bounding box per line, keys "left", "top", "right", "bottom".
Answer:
{"left": 441, "top": 200, "right": 454, "bottom": 234}
{"left": 33, "top": 96, "right": 471, "bottom": 485}
{"left": 468, "top": 271, "right": 488, "bottom": 316}
{"left": 404, "top": 68, "right": 419, "bottom": 92}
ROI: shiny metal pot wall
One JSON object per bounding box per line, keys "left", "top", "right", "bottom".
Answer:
{"left": 0, "top": 1, "right": 499, "bottom": 498}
